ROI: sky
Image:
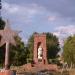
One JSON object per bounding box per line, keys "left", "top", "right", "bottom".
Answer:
{"left": 1, "top": 0, "right": 75, "bottom": 46}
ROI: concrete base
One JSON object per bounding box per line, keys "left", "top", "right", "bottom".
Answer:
{"left": 0, "top": 70, "right": 16, "bottom": 75}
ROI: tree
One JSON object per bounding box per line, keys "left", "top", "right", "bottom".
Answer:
{"left": 9, "top": 36, "right": 27, "bottom": 66}
{"left": 0, "top": 44, "right": 5, "bottom": 67}
{"left": 46, "top": 33, "right": 60, "bottom": 63}
{"left": 26, "top": 34, "right": 34, "bottom": 63}
{"left": 63, "top": 36, "right": 75, "bottom": 66}
{"left": 27, "top": 32, "right": 60, "bottom": 63}
{"left": 0, "top": 18, "right": 5, "bottom": 29}
{"left": 0, "top": 19, "right": 5, "bottom": 67}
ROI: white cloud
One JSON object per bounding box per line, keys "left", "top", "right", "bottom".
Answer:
{"left": 54, "top": 25, "right": 75, "bottom": 37}
{"left": 53, "top": 25, "right": 75, "bottom": 46}
{"left": 2, "top": 2, "right": 46, "bottom": 24}
{"left": 53, "top": 32, "right": 60, "bottom": 37}
{"left": 53, "top": 31, "right": 64, "bottom": 46}
{"left": 2, "top": 2, "right": 19, "bottom": 13}
{"left": 55, "top": 25, "right": 75, "bottom": 36}
{"left": 2, "top": 2, "right": 45, "bottom": 16}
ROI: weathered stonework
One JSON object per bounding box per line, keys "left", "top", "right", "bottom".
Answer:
{"left": 32, "top": 33, "right": 58, "bottom": 72}
{"left": 33, "top": 33, "right": 48, "bottom": 65}
{"left": 0, "top": 70, "right": 15, "bottom": 75}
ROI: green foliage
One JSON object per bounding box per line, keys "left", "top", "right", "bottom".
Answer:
{"left": 9, "top": 36, "right": 27, "bottom": 66}
{"left": 0, "top": 18, "right": 5, "bottom": 67}
{"left": 0, "top": 18, "right": 5, "bottom": 29}
{"left": 46, "top": 33, "right": 60, "bottom": 63}
{"left": 0, "top": 45, "right": 5, "bottom": 67}
{"left": 63, "top": 36, "right": 75, "bottom": 65}
{"left": 27, "top": 34, "right": 34, "bottom": 63}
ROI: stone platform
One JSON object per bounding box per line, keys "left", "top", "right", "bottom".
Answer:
{"left": 0, "top": 70, "right": 16, "bottom": 75}
{"left": 13, "top": 63, "right": 58, "bottom": 74}
{"left": 33, "top": 63, "right": 58, "bottom": 71}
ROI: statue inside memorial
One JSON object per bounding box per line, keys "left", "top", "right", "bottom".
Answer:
{"left": 38, "top": 43, "right": 43, "bottom": 61}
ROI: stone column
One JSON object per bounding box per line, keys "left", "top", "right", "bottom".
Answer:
{"left": 5, "top": 42, "right": 10, "bottom": 70}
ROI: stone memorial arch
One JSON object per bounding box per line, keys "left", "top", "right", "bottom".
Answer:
{"left": 33, "top": 33, "right": 48, "bottom": 64}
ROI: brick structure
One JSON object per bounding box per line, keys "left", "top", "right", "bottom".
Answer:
{"left": 0, "top": 70, "right": 15, "bottom": 75}
{"left": 33, "top": 33, "right": 47, "bottom": 64}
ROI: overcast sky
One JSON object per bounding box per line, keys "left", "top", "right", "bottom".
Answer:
{"left": 1, "top": 0, "right": 75, "bottom": 45}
